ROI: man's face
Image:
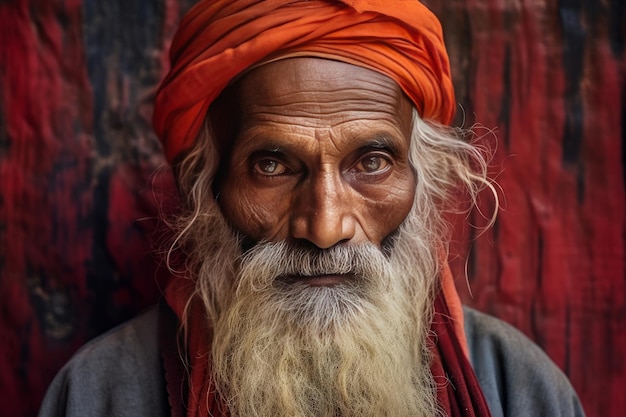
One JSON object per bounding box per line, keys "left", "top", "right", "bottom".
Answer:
{"left": 217, "top": 58, "right": 416, "bottom": 263}
{"left": 201, "top": 58, "right": 439, "bottom": 416}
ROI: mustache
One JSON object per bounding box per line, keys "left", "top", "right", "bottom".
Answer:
{"left": 236, "top": 241, "right": 391, "bottom": 291}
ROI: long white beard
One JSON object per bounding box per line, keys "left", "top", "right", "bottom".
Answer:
{"left": 190, "top": 208, "right": 442, "bottom": 417}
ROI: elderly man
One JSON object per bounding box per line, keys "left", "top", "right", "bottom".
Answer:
{"left": 39, "top": 1, "right": 585, "bottom": 417}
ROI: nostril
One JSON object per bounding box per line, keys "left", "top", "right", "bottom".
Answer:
{"left": 292, "top": 237, "right": 352, "bottom": 251}
{"left": 291, "top": 238, "right": 325, "bottom": 251}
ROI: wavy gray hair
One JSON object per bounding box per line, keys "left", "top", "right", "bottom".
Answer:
{"left": 165, "top": 109, "right": 497, "bottom": 329}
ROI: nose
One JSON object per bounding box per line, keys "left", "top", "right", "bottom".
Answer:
{"left": 289, "top": 172, "right": 357, "bottom": 249}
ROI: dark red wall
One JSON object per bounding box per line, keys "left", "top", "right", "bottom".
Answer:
{"left": 425, "top": 2, "right": 626, "bottom": 416}
{"left": 0, "top": 1, "right": 623, "bottom": 416}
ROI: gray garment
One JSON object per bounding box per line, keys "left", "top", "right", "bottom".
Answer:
{"left": 463, "top": 308, "right": 586, "bottom": 417}
{"left": 38, "top": 306, "right": 586, "bottom": 417}
{"left": 39, "top": 308, "right": 169, "bottom": 417}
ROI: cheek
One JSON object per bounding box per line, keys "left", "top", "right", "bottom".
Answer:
{"left": 218, "top": 180, "right": 289, "bottom": 240}
{"left": 363, "top": 171, "right": 416, "bottom": 239}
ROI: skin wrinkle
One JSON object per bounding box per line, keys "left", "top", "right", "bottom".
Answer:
{"left": 218, "top": 58, "right": 416, "bottom": 249}
{"left": 256, "top": 60, "right": 401, "bottom": 104}
{"left": 242, "top": 96, "right": 403, "bottom": 127}
{"left": 240, "top": 63, "right": 406, "bottom": 129}
{"left": 170, "top": 57, "right": 495, "bottom": 417}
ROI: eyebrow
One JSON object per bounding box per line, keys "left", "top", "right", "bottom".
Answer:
{"left": 236, "top": 128, "right": 407, "bottom": 157}
{"left": 360, "top": 134, "right": 405, "bottom": 157}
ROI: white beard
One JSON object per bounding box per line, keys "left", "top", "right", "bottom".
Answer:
{"left": 189, "top": 207, "right": 443, "bottom": 417}
{"left": 172, "top": 105, "right": 492, "bottom": 417}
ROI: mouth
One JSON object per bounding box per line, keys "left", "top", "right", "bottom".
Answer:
{"left": 277, "top": 273, "right": 354, "bottom": 287}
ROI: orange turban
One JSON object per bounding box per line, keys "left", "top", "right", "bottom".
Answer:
{"left": 153, "top": 0, "right": 455, "bottom": 164}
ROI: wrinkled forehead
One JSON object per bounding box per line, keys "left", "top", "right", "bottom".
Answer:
{"left": 153, "top": 0, "right": 454, "bottom": 164}
{"left": 209, "top": 57, "right": 415, "bottom": 147}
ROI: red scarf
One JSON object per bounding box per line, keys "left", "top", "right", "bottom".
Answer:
{"left": 162, "top": 264, "right": 492, "bottom": 417}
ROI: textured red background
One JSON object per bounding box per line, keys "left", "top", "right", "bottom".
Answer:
{"left": 0, "top": 1, "right": 623, "bottom": 417}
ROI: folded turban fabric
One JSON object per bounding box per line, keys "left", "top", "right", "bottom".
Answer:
{"left": 153, "top": 0, "right": 456, "bottom": 163}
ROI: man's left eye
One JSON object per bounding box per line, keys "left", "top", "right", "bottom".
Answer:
{"left": 356, "top": 154, "right": 390, "bottom": 173}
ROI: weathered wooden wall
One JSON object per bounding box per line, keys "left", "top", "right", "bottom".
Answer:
{"left": 0, "top": 1, "right": 623, "bottom": 416}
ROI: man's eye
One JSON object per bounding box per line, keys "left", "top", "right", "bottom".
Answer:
{"left": 356, "top": 154, "right": 390, "bottom": 173}
{"left": 253, "top": 159, "right": 287, "bottom": 175}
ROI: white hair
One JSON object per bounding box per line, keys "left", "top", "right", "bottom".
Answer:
{"left": 163, "top": 110, "right": 497, "bottom": 417}
{"left": 168, "top": 109, "right": 497, "bottom": 318}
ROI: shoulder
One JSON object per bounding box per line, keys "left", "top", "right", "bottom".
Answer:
{"left": 38, "top": 306, "right": 169, "bottom": 417}
{"left": 463, "top": 307, "right": 586, "bottom": 417}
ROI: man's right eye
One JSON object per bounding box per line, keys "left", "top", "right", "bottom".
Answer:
{"left": 253, "top": 158, "right": 288, "bottom": 176}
